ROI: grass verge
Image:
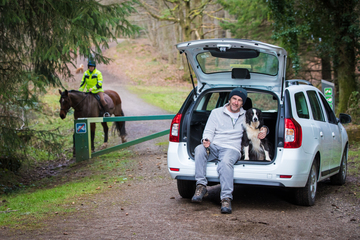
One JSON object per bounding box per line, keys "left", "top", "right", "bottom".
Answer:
{"left": 0, "top": 150, "right": 134, "bottom": 228}
{"left": 347, "top": 140, "right": 360, "bottom": 199}
{"left": 127, "top": 85, "right": 190, "bottom": 114}
{"left": 348, "top": 143, "right": 360, "bottom": 176}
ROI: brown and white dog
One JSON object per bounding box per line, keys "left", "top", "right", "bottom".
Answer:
{"left": 242, "top": 108, "right": 272, "bottom": 161}
{"left": 75, "top": 64, "right": 84, "bottom": 74}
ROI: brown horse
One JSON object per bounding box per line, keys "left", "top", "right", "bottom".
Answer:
{"left": 59, "top": 89, "right": 127, "bottom": 152}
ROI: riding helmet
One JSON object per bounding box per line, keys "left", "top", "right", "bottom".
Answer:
{"left": 88, "top": 60, "right": 96, "bottom": 67}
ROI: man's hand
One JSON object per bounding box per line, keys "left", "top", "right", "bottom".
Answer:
{"left": 88, "top": 88, "right": 93, "bottom": 92}
{"left": 258, "top": 127, "right": 267, "bottom": 139}
{"left": 203, "top": 138, "right": 210, "bottom": 148}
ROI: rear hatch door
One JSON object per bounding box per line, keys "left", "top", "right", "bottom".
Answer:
{"left": 176, "top": 39, "right": 287, "bottom": 98}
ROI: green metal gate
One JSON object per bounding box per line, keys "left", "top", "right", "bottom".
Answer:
{"left": 74, "top": 115, "right": 175, "bottom": 162}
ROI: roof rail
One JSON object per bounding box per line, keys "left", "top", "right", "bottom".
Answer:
{"left": 285, "top": 79, "right": 313, "bottom": 87}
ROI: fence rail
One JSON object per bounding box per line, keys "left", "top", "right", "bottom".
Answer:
{"left": 74, "top": 115, "right": 175, "bottom": 162}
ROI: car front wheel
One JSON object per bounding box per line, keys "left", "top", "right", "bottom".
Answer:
{"left": 294, "top": 161, "right": 318, "bottom": 206}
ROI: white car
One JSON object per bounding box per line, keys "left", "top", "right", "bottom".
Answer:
{"left": 167, "top": 38, "right": 351, "bottom": 206}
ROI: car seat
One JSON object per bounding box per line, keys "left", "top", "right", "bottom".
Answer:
{"left": 243, "top": 97, "right": 252, "bottom": 110}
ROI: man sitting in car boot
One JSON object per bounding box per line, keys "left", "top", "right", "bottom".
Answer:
{"left": 192, "top": 87, "right": 267, "bottom": 214}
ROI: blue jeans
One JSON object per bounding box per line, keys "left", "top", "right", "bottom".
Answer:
{"left": 194, "top": 144, "right": 240, "bottom": 200}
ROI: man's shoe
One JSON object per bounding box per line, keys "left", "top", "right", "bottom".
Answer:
{"left": 191, "top": 184, "right": 208, "bottom": 203}
{"left": 103, "top": 112, "right": 111, "bottom": 117}
{"left": 221, "top": 198, "right": 232, "bottom": 214}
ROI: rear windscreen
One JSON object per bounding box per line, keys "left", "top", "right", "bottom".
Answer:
{"left": 196, "top": 51, "right": 279, "bottom": 76}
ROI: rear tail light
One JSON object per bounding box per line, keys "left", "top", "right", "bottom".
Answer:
{"left": 280, "top": 175, "right": 292, "bottom": 179}
{"left": 169, "top": 113, "right": 182, "bottom": 142}
{"left": 284, "top": 118, "right": 302, "bottom": 148}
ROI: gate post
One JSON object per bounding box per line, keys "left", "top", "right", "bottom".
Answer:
{"left": 74, "top": 119, "right": 90, "bottom": 162}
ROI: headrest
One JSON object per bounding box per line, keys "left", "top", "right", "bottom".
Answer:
{"left": 231, "top": 68, "right": 250, "bottom": 79}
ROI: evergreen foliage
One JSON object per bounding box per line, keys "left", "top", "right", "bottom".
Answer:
{"left": 218, "top": 0, "right": 274, "bottom": 43}
{"left": 220, "top": 0, "right": 360, "bottom": 113}
{"left": 267, "top": 0, "right": 360, "bottom": 113}
{"left": 0, "top": 0, "right": 139, "bottom": 171}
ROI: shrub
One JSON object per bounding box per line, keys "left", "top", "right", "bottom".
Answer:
{"left": 347, "top": 91, "right": 360, "bottom": 124}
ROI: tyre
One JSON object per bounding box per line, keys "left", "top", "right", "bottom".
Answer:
{"left": 330, "top": 147, "right": 348, "bottom": 185}
{"left": 294, "top": 161, "right": 318, "bottom": 206}
{"left": 177, "top": 179, "right": 196, "bottom": 199}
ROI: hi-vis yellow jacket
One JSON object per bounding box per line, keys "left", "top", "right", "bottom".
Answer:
{"left": 79, "top": 69, "right": 104, "bottom": 93}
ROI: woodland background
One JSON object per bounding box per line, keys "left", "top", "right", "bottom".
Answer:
{"left": 1, "top": 0, "right": 360, "bottom": 180}
{"left": 127, "top": 0, "right": 360, "bottom": 116}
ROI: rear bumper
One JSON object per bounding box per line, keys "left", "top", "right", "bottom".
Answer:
{"left": 167, "top": 142, "right": 314, "bottom": 188}
{"left": 175, "top": 175, "right": 285, "bottom": 187}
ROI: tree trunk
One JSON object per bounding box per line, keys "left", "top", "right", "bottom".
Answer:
{"left": 331, "top": 0, "right": 358, "bottom": 113}
{"left": 224, "top": 11, "right": 232, "bottom": 38}
{"left": 337, "top": 43, "right": 357, "bottom": 113}
{"left": 321, "top": 57, "right": 331, "bottom": 81}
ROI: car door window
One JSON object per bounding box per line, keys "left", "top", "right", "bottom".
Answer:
{"left": 319, "top": 93, "right": 337, "bottom": 124}
{"left": 247, "top": 92, "right": 278, "bottom": 112}
{"left": 295, "top": 92, "right": 310, "bottom": 119}
{"left": 307, "top": 91, "right": 325, "bottom": 121}
{"left": 196, "top": 92, "right": 221, "bottom": 111}
{"left": 206, "top": 93, "right": 220, "bottom": 110}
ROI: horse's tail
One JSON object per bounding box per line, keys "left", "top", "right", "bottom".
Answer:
{"left": 112, "top": 109, "right": 127, "bottom": 142}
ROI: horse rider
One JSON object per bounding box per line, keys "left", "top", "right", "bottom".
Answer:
{"left": 79, "top": 60, "right": 110, "bottom": 117}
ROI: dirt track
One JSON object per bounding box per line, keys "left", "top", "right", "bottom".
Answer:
{"left": 1, "top": 40, "right": 360, "bottom": 239}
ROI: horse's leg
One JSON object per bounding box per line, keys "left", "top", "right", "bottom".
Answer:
{"left": 91, "top": 123, "right": 96, "bottom": 152}
{"left": 113, "top": 109, "right": 127, "bottom": 143}
{"left": 119, "top": 109, "right": 127, "bottom": 143}
{"left": 105, "top": 90, "right": 127, "bottom": 143}
{"left": 100, "top": 122, "right": 109, "bottom": 150}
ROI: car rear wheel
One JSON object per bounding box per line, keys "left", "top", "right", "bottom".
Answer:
{"left": 330, "top": 146, "right": 348, "bottom": 185}
{"left": 177, "top": 179, "right": 196, "bottom": 199}
{"left": 294, "top": 161, "right": 318, "bottom": 206}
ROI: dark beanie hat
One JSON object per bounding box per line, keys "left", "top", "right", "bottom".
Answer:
{"left": 229, "top": 87, "right": 247, "bottom": 103}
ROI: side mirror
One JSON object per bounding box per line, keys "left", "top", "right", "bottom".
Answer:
{"left": 338, "top": 113, "right": 352, "bottom": 124}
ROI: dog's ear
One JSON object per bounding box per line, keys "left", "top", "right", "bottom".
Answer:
{"left": 256, "top": 108, "right": 262, "bottom": 117}
{"left": 245, "top": 109, "right": 252, "bottom": 125}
